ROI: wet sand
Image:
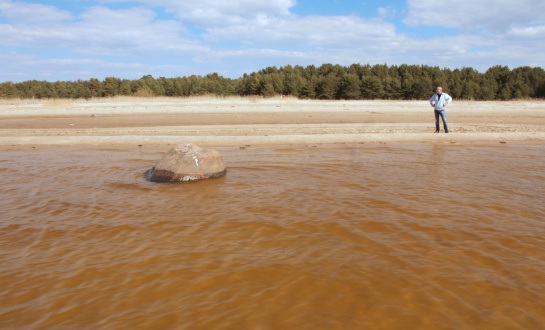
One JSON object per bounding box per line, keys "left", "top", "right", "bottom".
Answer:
{"left": 1, "top": 97, "right": 544, "bottom": 149}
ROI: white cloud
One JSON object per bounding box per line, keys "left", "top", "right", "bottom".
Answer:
{"left": 203, "top": 15, "right": 396, "bottom": 48}
{"left": 507, "top": 24, "right": 545, "bottom": 39}
{"left": 0, "top": 0, "right": 544, "bottom": 82}
{"left": 404, "top": 0, "right": 545, "bottom": 32}
{"left": 98, "top": 0, "right": 296, "bottom": 26}
{"left": 377, "top": 6, "right": 396, "bottom": 18}
{"left": 0, "top": 2, "right": 206, "bottom": 56}
{"left": 0, "top": 0, "right": 401, "bottom": 67}
{"left": 0, "top": 52, "right": 199, "bottom": 81}
{"left": 164, "top": 0, "right": 296, "bottom": 26}
{"left": 74, "top": 6, "right": 203, "bottom": 55}
{"left": 0, "top": 0, "right": 73, "bottom": 22}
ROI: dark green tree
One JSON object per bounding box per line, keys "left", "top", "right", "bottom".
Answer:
{"left": 337, "top": 73, "right": 361, "bottom": 99}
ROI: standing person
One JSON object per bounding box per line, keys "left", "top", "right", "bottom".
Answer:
{"left": 429, "top": 86, "right": 452, "bottom": 133}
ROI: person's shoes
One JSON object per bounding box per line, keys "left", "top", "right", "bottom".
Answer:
{"left": 434, "top": 130, "right": 440, "bottom": 133}
{"left": 445, "top": 130, "right": 449, "bottom": 133}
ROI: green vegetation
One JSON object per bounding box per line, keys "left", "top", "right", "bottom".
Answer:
{"left": 1, "top": 64, "right": 544, "bottom": 100}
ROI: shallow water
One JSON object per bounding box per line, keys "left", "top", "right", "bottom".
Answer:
{"left": 1, "top": 143, "right": 545, "bottom": 329}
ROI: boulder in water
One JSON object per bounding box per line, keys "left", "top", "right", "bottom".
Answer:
{"left": 146, "top": 143, "right": 226, "bottom": 182}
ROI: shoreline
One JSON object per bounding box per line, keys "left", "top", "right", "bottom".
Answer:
{"left": 1, "top": 97, "right": 544, "bottom": 149}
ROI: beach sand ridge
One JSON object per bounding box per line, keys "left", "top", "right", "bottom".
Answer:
{"left": 1, "top": 97, "right": 544, "bottom": 149}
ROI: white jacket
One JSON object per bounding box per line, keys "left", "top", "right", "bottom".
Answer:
{"left": 429, "top": 93, "right": 452, "bottom": 110}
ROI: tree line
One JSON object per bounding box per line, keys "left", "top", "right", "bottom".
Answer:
{"left": 1, "top": 64, "right": 545, "bottom": 100}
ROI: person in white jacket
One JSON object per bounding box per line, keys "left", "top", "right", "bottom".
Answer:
{"left": 429, "top": 86, "right": 452, "bottom": 133}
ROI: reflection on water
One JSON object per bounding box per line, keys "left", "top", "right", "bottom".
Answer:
{"left": 1, "top": 143, "right": 545, "bottom": 329}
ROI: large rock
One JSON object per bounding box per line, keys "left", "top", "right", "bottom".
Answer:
{"left": 146, "top": 143, "right": 227, "bottom": 182}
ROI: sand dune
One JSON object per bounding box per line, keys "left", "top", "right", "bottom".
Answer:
{"left": 1, "top": 97, "right": 544, "bottom": 149}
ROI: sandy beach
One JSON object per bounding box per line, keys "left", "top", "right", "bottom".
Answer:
{"left": 1, "top": 96, "right": 544, "bottom": 149}
{"left": 3, "top": 96, "right": 545, "bottom": 329}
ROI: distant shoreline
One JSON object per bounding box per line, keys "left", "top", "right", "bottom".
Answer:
{"left": 1, "top": 97, "right": 544, "bottom": 150}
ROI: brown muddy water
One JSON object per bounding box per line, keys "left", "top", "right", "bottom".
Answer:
{"left": 1, "top": 143, "right": 545, "bottom": 329}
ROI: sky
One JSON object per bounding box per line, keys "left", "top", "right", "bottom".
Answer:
{"left": 1, "top": 0, "right": 544, "bottom": 82}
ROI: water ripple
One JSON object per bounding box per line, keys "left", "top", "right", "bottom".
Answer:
{"left": 1, "top": 144, "right": 545, "bottom": 329}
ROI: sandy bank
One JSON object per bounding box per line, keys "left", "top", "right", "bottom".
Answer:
{"left": 1, "top": 97, "right": 544, "bottom": 149}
